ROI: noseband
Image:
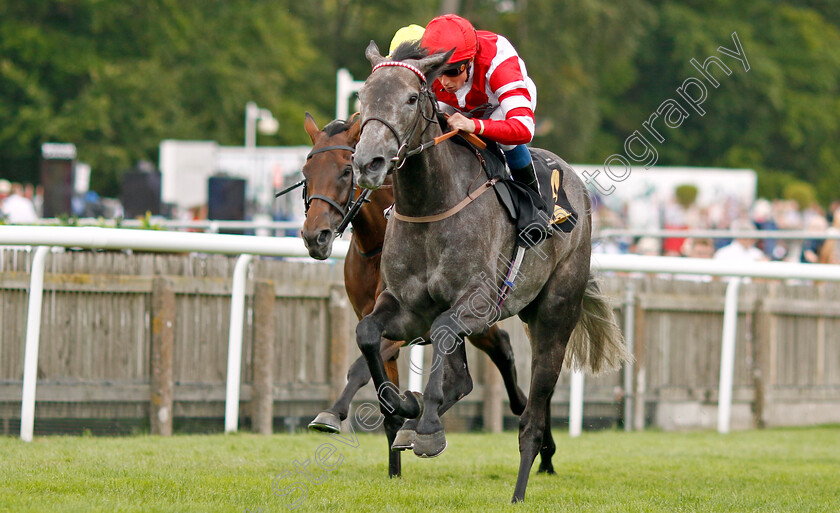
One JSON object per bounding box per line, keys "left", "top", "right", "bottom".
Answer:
{"left": 359, "top": 61, "right": 439, "bottom": 173}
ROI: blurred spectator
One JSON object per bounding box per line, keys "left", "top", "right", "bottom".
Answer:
{"left": 1, "top": 181, "right": 38, "bottom": 223}
{"left": 776, "top": 199, "right": 803, "bottom": 230}
{"left": 33, "top": 184, "right": 44, "bottom": 217}
{"left": 633, "top": 236, "right": 660, "bottom": 256}
{"left": 83, "top": 191, "right": 105, "bottom": 218}
{"left": 751, "top": 198, "right": 784, "bottom": 260}
{"left": 800, "top": 215, "right": 828, "bottom": 263}
{"left": 818, "top": 208, "right": 839, "bottom": 264}
{"left": 713, "top": 218, "right": 767, "bottom": 262}
{"left": 591, "top": 193, "right": 628, "bottom": 254}
{"left": 676, "top": 237, "right": 714, "bottom": 281}
{"left": 682, "top": 237, "right": 715, "bottom": 259}
{"left": 662, "top": 199, "right": 688, "bottom": 256}
{"left": 0, "top": 179, "right": 9, "bottom": 217}
{"left": 828, "top": 202, "right": 840, "bottom": 224}
{"left": 588, "top": 189, "right": 840, "bottom": 261}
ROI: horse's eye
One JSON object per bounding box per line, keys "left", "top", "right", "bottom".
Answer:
{"left": 407, "top": 94, "right": 418, "bottom": 105}
{"left": 342, "top": 165, "right": 352, "bottom": 176}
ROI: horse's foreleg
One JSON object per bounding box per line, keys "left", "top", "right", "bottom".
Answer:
{"left": 467, "top": 325, "right": 528, "bottom": 415}
{"left": 356, "top": 291, "right": 423, "bottom": 419}
{"left": 392, "top": 338, "right": 472, "bottom": 452}
{"left": 413, "top": 298, "right": 489, "bottom": 458}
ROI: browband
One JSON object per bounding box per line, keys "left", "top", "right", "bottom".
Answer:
{"left": 372, "top": 61, "right": 427, "bottom": 83}
{"left": 306, "top": 145, "right": 355, "bottom": 160}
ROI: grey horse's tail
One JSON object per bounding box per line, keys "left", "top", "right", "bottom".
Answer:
{"left": 565, "top": 275, "right": 632, "bottom": 374}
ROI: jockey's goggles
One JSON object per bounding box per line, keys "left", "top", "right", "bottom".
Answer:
{"left": 440, "top": 60, "right": 469, "bottom": 77}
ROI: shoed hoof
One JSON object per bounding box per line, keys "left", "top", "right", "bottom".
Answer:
{"left": 413, "top": 430, "right": 447, "bottom": 458}
{"left": 308, "top": 411, "right": 341, "bottom": 434}
{"left": 391, "top": 428, "right": 416, "bottom": 451}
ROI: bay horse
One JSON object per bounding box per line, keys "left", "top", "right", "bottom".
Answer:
{"left": 297, "top": 113, "right": 529, "bottom": 478}
{"left": 351, "top": 42, "right": 630, "bottom": 502}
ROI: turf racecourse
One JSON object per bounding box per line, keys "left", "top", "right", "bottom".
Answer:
{"left": 1, "top": 427, "right": 837, "bottom": 512}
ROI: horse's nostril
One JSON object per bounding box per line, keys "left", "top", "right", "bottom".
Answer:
{"left": 317, "top": 230, "right": 331, "bottom": 245}
{"left": 368, "top": 157, "right": 385, "bottom": 172}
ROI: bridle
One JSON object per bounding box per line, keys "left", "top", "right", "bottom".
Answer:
{"left": 357, "top": 59, "right": 498, "bottom": 225}
{"left": 274, "top": 143, "right": 372, "bottom": 238}
{"left": 359, "top": 61, "right": 441, "bottom": 173}
{"left": 302, "top": 144, "right": 357, "bottom": 218}
{"left": 278, "top": 60, "right": 490, "bottom": 233}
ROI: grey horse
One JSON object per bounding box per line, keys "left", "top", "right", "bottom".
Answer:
{"left": 298, "top": 113, "right": 529, "bottom": 479}
{"left": 352, "top": 41, "right": 630, "bottom": 503}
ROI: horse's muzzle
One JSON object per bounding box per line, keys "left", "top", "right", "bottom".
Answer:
{"left": 301, "top": 228, "right": 334, "bottom": 260}
{"left": 353, "top": 155, "right": 389, "bottom": 190}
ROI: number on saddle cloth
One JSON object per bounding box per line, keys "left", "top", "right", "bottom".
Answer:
{"left": 532, "top": 150, "right": 578, "bottom": 234}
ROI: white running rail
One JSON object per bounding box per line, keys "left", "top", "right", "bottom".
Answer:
{"left": 4, "top": 225, "right": 840, "bottom": 440}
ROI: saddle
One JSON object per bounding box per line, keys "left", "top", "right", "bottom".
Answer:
{"left": 452, "top": 135, "right": 578, "bottom": 247}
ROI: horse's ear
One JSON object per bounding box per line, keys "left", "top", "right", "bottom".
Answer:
{"left": 346, "top": 113, "right": 362, "bottom": 145}
{"left": 418, "top": 49, "right": 455, "bottom": 82}
{"left": 365, "top": 40, "right": 386, "bottom": 67}
{"left": 304, "top": 112, "right": 321, "bottom": 144}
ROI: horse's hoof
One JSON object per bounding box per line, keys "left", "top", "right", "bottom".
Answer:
{"left": 413, "top": 430, "right": 447, "bottom": 458}
{"left": 391, "top": 428, "right": 416, "bottom": 451}
{"left": 308, "top": 411, "right": 341, "bottom": 434}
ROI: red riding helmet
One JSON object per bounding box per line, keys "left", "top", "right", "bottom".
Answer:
{"left": 421, "top": 14, "right": 478, "bottom": 63}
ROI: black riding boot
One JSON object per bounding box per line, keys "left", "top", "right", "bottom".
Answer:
{"left": 510, "top": 161, "right": 544, "bottom": 206}
{"left": 511, "top": 161, "right": 552, "bottom": 239}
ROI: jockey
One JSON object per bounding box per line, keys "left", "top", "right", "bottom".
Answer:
{"left": 388, "top": 24, "right": 426, "bottom": 57}
{"left": 420, "top": 14, "right": 542, "bottom": 199}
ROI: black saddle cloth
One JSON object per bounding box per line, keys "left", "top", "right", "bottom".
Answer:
{"left": 454, "top": 136, "right": 578, "bottom": 246}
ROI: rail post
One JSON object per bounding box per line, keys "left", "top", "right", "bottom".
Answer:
{"left": 225, "top": 254, "right": 253, "bottom": 433}
{"left": 20, "top": 245, "right": 50, "bottom": 442}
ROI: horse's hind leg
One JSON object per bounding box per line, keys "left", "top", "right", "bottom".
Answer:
{"left": 467, "top": 325, "right": 527, "bottom": 415}
{"left": 536, "top": 390, "right": 556, "bottom": 475}
{"left": 309, "top": 338, "right": 400, "bottom": 433}
{"left": 309, "top": 355, "right": 368, "bottom": 433}
{"left": 513, "top": 279, "right": 585, "bottom": 502}
{"left": 513, "top": 338, "right": 568, "bottom": 502}
{"left": 383, "top": 353, "right": 404, "bottom": 477}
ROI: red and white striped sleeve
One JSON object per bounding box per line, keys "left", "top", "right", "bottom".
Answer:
{"left": 474, "top": 36, "right": 535, "bottom": 146}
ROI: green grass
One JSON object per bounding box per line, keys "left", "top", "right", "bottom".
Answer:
{"left": 1, "top": 427, "right": 838, "bottom": 512}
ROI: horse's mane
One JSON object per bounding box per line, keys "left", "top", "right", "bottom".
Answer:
{"left": 323, "top": 118, "right": 356, "bottom": 137}
{"left": 389, "top": 40, "right": 428, "bottom": 62}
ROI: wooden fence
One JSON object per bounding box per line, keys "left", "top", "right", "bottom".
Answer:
{"left": 1, "top": 248, "right": 838, "bottom": 435}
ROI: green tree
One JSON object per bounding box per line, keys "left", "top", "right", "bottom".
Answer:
{"left": 2, "top": 0, "right": 839, "bottom": 207}
{"left": 0, "top": 0, "right": 329, "bottom": 194}
{"left": 608, "top": 2, "right": 840, "bottom": 205}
